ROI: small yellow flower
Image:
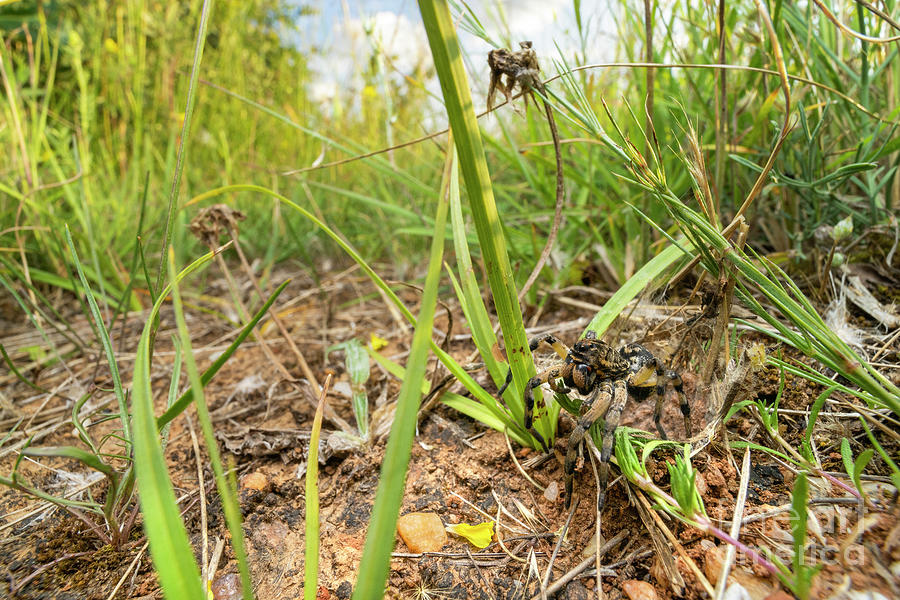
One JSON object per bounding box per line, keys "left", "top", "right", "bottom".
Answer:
{"left": 369, "top": 333, "right": 388, "bottom": 351}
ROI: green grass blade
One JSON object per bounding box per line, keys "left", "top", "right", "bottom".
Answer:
{"left": 417, "top": 0, "right": 538, "bottom": 442}
{"left": 351, "top": 156, "right": 449, "bottom": 600}
{"left": 65, "top": 224, "right": 130, "bottom": 443}
{"left": 790, "top": 471, "right": 811, "bottom": 599}
{"left": 22, "top": 445, "right": 116, "bottom": 480}
{"left": 132, "top": 252, "right": 218, "bottom": 600}
{"left": 167, "top": 249, "right": 253, "bottom": 599}
{"left": 447, "top": 147, "right": 503, "bottom": 387}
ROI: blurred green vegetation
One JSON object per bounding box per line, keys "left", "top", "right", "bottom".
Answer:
{"left": 2, "top": 0, "right": 897, "bottom": 303}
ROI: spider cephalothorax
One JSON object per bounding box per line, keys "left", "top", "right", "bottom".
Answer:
{"left": 498, "top": 330, "right": 693, "bottom": 508}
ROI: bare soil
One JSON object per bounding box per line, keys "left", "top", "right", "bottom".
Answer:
{"left": 1, "top": 268, "right": 898, "bottom": 599}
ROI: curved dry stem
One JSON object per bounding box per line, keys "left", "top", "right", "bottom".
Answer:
{"left": 517, "top": 93, "right": 565, "bottom": 302}
{"left": 504, "top": 428, "right": 546, "bottom": 492}
{"left": 812, "top": 0, "right": 900, "bottom": 43}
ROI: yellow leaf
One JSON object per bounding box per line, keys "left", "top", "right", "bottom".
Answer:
{"left": 369, "top": 333, "right": 388, "bottom": 351}
{"left": 748, "top": 342, "right": 767, "bottom": 370}
{"left": 446, "top": 521, "right": 494, "bottom": 548}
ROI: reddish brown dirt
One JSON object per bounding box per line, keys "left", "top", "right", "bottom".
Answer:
{"left": 1, "top": 271, "right": 897, "bottom": 599}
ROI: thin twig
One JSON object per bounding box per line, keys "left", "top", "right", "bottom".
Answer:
{"left": 505, "top": 429, "right": 546, "bottom": 492}
{"left": 104, "top": 541, "right": 149, "bottom": 600}
{"left": 186, "top": 414, "right": 210, "bottom": 591}
{"left": 466, "top": 547, "right": 498, "bottom": 600}
{"left": 8, "top": 551, "right": 93, "bottom": 595}
{"left": 540, "top": 497, "right": 579, "bottom": 592}
{"left": 228, "top": 226, "right": 321, "bottom": 396}
{"left": 715, "top": 447, "right": 751, "bottom": 599}
{"left": 530, "top": 529, "right": 629, "bottom": 600}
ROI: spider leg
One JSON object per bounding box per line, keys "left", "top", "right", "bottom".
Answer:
{"left": 547, "top": 376, "right": 572, "bottom": 395}
{"left": 652, "top": 393, "right": 668, "bottom": 441}
{"left": 564, "top": 380, "right": 616, "bottom": 509}
{"left": 531, "top": 333, "right": 570, "bottom": 359}
{"left": 596, "top": 380, "right": 628, "bottom": 511}
{"left": 496, "top": 333, "right": 570, "bottom": 397}
{"left": 523, "top": 367, "right": 561, "bottom": 452}
{"left": 666, "top": 369, "right": 692, "bottom": 438}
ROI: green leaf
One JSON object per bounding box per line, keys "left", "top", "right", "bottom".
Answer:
{"left": 22, "top": 445, "right": 116, "bottom": 480}
{"left": 328, "top": 339, "right": 371, "bottom": 439}
{"left": 788, "top": 471, "right": 820, "bottom": 600}
{"left": 851, "top": 449, "right": 874, "bottom": 499}
{"left": 801, "top": 385, "right": 836, "bottom": 463}
{"left": 614, "top": 428, "right": 644, "bottom": 480}
{"left": 840, "top": 438, "right": 854, "bottom": 478}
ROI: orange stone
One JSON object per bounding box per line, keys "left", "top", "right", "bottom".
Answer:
{"left": 621, "top": 580, "right": 659, "bottom": 600}
{"left": 240, "top": 471, "right": 269, "bottom": 492}
{"left": 396, "top": 512, "right": 447, "bottom": 553}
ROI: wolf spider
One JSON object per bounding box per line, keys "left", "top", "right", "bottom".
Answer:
{"left": 498, "top": 331, "right": 692, "bottom": 508}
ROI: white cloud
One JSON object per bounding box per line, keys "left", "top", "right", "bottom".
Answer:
{"left": 305, "top": 2, "right": 619, "bottom": 119}
{"left": 307, "top": 11, "right": 430, "bottom": 108}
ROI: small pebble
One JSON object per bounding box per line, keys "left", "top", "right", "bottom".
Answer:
{"left": 543, "top": 480, "right": 559, "bottom": 502}
{"left": 396, "top": 512, "right": 447, "bottom": 553}
{"left": 211, "top": 573, "right": 241, "bottom": 600}
{"left": 240, "top": 471, "right": 269, "bottom": 492}
{"left": 621, "top": 579, "right": 658, "bottom": 600}
{"left": 694, "top": 470, "right": 708, "bottom": 496}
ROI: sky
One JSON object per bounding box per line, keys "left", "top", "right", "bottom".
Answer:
{"left": 294, "top": 1, "right": 620, "bottom": 112}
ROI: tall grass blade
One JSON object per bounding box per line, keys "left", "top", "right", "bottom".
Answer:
{"left": 167, "top": 249, "right": 253, "bottom": 599}
{"left": 65, "top": 225, "right": 130, "bottom": 443}
{"left": 132, "top": 251, "right": 219, "bottom": 600}
{"left": 351, "top": 151, "right": 450, "bottom": 600}
{"left": 417, "top": 0, "right": 539, "bottom": 442}
{"left": 447, "top": 145, "right": 502, "bottom": 386}
{"left": 304, "top": 374, "right": 330, "bottom": 600}
{"left": 154, "top": 0, "right": 213, "bottom": 295}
